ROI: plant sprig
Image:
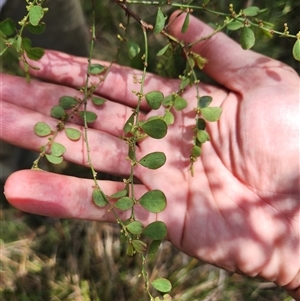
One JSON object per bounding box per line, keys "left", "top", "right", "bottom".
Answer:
{"left": 2, "top": 1, "right": 299, "bottom": 300}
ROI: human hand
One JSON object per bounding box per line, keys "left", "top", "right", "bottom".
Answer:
{"left": 1, "top": 13, "right": 299, "bottom": 299}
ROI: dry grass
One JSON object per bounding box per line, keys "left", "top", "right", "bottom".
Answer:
{"left": 0, "top": 197, "right": 292, "bottom": 301}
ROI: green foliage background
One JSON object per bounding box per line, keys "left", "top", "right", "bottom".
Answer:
{"left": 1, "top": 0, "right": 299, "bottom": 300}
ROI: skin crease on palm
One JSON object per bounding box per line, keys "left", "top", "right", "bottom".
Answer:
{"left": 1, "top": 12, "right": 299, "bottom": 299}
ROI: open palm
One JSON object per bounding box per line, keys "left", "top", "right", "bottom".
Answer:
{"left": 2, "top": 13, "right": 299, "bottom": 298}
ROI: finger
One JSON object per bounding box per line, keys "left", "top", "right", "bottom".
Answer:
{"left": 4, "top": 170, "right": 151, "bottom": 223}
{"left": 27, "top": 50, "right": 180, "bottom": 109}
{"left": 167, "top": 11, "right": 295, "bottom": 93}
{"left": 1, "top": 73, "right": 146, "bottom": 137}
{"left": 0, "top": 101, "right": 135, "bottom": 176}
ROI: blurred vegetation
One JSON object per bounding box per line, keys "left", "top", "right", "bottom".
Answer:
{"left": 1, "top": 0, "right": 299, "bottom": 300}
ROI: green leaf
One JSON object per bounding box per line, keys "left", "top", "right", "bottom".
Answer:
{"left": 79, "top": 111, "right": 97, "bottom": 123}
{"left": 110, "top": 188, "right": 128, "bottom": 199}
{"left": 162, "top": 95, "right": 174, "bottom": 107}
{"left": 180, "top": 77, "right": 190, "bottom": 90}
{"left": 139, "top": 190, "right": 167, "bottom": 213}
{"left": 127, "top": 221, "right": 144, "bottom": 235}
{"left": 124, "top": 113, "right": 135, "bottom": 133}
{"left": 0, "top": 18, "right": 15, "bottom": 36}
{"left": 240, "top": 26, "right": 255, "bottom": 50}
{"left": 92, "top": 97, "right": 106, "bottom": 106}
{"left": 114, "top": 197, "right": 134, "bottom": 211}
{"left": 201, "top": 107, "right": 222, "bottom": 122}
{"left": 144, "top": 221, "right": 167, "bottom": 240}
{"left": 127, "top": 41, "right": 140, "bottom": 59}
{"left": 151, "top": 278, "right": 172, "bottom": 293}
{"left": 181, "top": 13, "right": 190, "bottom": 33}
{"left": 145, "top": 91, "right": 164, "bottom": 110}
{"left": 26, "top": 22, "right": 46, "bottom": 34}
{"left": 192, "top": 53, "right": 208, "bottom": 69}
{"left": 34, "top": 122, "right": 51, "bottom": 137}
{"left": 51, "top": 105, "right": 65, "bottom": 119}
{"left": 92, "top": 189, "right": 108, "bottom": 207}
{"left": 174, "top": 97, "right": 188, "bottom": 111}
{"left": 0, "top": 38, "right": 7, "bottom": 55}
{"left": 154, "top": 8, "right": 165, "bottom": 34}
{"left": 243, "top": 6, "right": 260, "bottom": 17}
{"left": 292, "top": 39, "right": 300, "bottom": 61}
{"left": 139, "top": 152, "right": 166, "bottom": 169}
{"left": 45, "top": 154, "right": 63, "bottom": 164}
{"left": 148, "top": 240, "right": 161, "bottom": 259}
{"left": 59, "top": 96, "right": 78, "bottom": 109}
{"left": 157, "top": 43, "right": 170, "bottom": 56}
{"left": 65, "top": 128, "right": 81, "bottom": 141}
{"left": 198, "top": 95, "right": 212, "bottom": 109}
{"left": 25, "top": 47, "right": 44, "bottom": 60}
{"left": 227, "top": 20, "right": 243, "bottom": 31}
{"left": 197, "top": 118, "right": 206, "bottom": 130}
{"left": 29, "top": 5, "right": 44, "bottom": 26}
{"left": 191, "top": 145, "right": 202, "bottom": 157}
{"left": 132, "top": 240, "right": 147, "bottom": 254}
{"left": 163, "top": 111, "right": 174, "bottom": 125}
{"left": 88, "top": 63, "right": 105, "bottom": 75}
{"left": 197, "top": 130, "right": 210, "bottom": 143}
{"left": 51, "top": 142, "right": 66, "bottom": 157}
{"left": 141, "top": 119, "right": 167, "bottom": 139}
{"left": 126, "top": 243, "right": 134, "bottom": 256}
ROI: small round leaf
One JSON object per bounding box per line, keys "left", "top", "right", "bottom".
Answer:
{"left": 292, "top": 39, "right": 300, "bottom": 61}
{"left": 240, "top": 26, "right": 255, "bottom": 50}
{"left": 145, "top": 91, "right": 164, "bottom": 110}
{"left": 0, "top": 18, "right": 16, "bottom": 36}
{"left": 110, "top": 188, "right": 128, "bottom": 199}
{"left": 151, "top": 278, "right": 172, "bottom": 293}
{"left": 51, "top": 142, "right": 66, "bottom": 157}
{"left": 79, "top": 111, "right": 97, "bottom": 123}
{"left": 92, "top": 189, "right": 108, "bottom": 207}
{"left": 65, "top": 128, "right": 81, "bottom": 141}
{"left": 148, "top": 240, "right": 161, "bottom": 259}
{"left": 127, "top": 41, "right": 140, "bottom": 59}
{"left": 192, "top": 145, "right": 202, "bottom": 157}
{"left": 89, "top": 64, "right": 105, "bottom": 75}
{"left": 92, "top": 97, "right": 106, "bottom": 106}
{"left": 139, "top": 152, "right": 166, "bottom": 169}
{"left": 139, "top": 190, "right": 167, "bottom": 213}
{"left": 141, "top": 119, "right": 167, "bottom": 139}
{"left": 243, "top": 6, "right": 260, "bottom": 17}
{"left": 201, "top": 107, "right": 222, "bottom": 122}
{"left": 127, "top": 221, "right": 144, "bottom": 235}
{"left": 227, "top": 20, "right": 243, "bottom": 31}
{"left": 59, "top": 96, "right": 78, "bottom": 109}
{"left": 29, "top": 5, "right": 44, "bottom": 26}
{"left": 198, "top": 96, "right": 212, "bottom": 109}
{"left": 26, "top": 22, "right": 45, "bottom": 34}
{"left": 197, "top": 130, "right": 210, "bottom": 143}
{"left": 51, "top": 105, "right": 65, "bottom": 119}
{"left": 25, "top": 47, "right": 44, "bottom": 60}
{"left": 144, "top": 221, "right": 167, "bottom": 240}
{"left": 174, "top": 97, "right": 188, "bottom": 110}
{"left": 45, "top": 154, "right": 63, "bottom": 164}
{"left": 124, "top": 113, "right": 135, "bottom": 133}
{"left": 114, "top": 197, "right": 134, "bottom": 211}
{"left": 34, "top": 122, "right": 51, "bottom": 137}
{"left": 163, "top": 111, "right": 174, "bottom": 125}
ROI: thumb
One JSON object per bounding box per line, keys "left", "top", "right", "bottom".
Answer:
{"left": 167, "top": 11, "right": 267, "bottom": 93}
